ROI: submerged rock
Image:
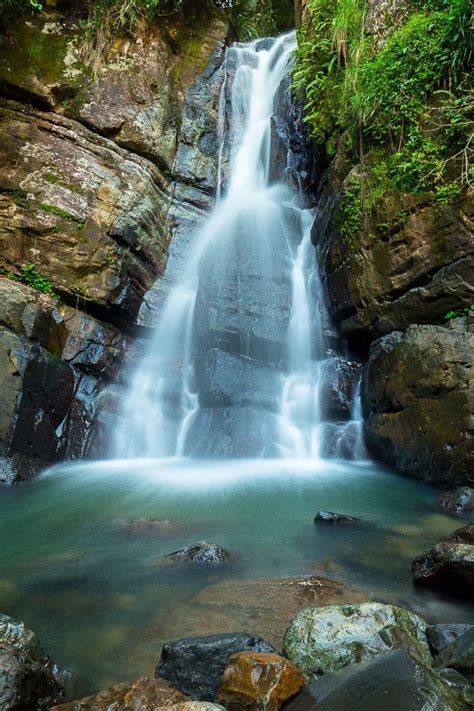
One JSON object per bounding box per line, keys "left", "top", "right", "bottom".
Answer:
{"left": 161, "top": 541, "right": 232, "bottom": 566}
{"left": 412, "top": 542, "right": 474, "bottom": 593}
{"left": 152, "top": 576, "right": 365, "bottom": 652}
{"left": 282, "top": 602, "right": 431, "bottom": 675}
{"left": 0, "top": 613, "right": 64, "bottom": 709}
{"left": 314, "top": 511, "right": 360, "bottom": 524}
{"left": 284, "top": 649, "right": 470, "bottom": 710}
{"left": 217, "top": 651, "right": 305, "bottom": 710}
{"left": 51, "top": 675, "right": 188, "bottom": 710}
{"left": 155, "top": 633, "right": 277, "bottom": 701}
{"left": 437, "top": 487, "right": 474, "bottom": 515}
{"left": 427, "top": 624, "right": 473, "bottom": 657}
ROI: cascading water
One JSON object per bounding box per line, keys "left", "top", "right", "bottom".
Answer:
{"left": 113, "top": 33, "right": 367, "bottom": 462}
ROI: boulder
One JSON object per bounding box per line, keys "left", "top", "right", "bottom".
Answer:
{"left": 0, "top": 613, "right": 64, "bottom": 709}
{"left": 362, "top": 324, "right": 474, "bottom": 487}
{"left": 427, "top": 624, "right": 473, "bottom": 657}
{"left": 217, "top": 651, "right": 305, "bottom": 710}
{"left": 161, "top": 542, "right": 232, "bottom": 566}
{"left": 436, "top": 627, "right": 474, "bottom": 682}
{"left": 314, "top": 511, "right": 360, "bottom": 524}
{"left": 155, "top": 633, "right": 277, "bottom": 701}
{"left": 50, "top": 676, "right": 189, "bottom": 710}
{"left": 282, "top": 602, "right": 431, "bottom": 675}
{"left": 284, "top": 649, "right": 470, "bottom": 710}
{"left": 437, "top": 487, "right": 474, "bottom": 515}
{"left": 412, "top": 542, "right": 474, "bottom": 593}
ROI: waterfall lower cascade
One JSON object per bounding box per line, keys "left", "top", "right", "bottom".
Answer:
{"left": 113, "top": 33, "right": 366, "bottom": 462}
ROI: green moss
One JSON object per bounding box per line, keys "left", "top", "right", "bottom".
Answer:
{"left": 295, "top": 0, "right": 472, "bottom": 248}
{"left": 0, "top": 18, "right": 82, "bottom": 93}
{"left": 7, "top": 262, "right": 58, "bottom": 299}
{"left": 44, "top": 171, "right": 82, "bottom": 194}
{"left": 40, "top": 202, "right": 79, "bottom": 222}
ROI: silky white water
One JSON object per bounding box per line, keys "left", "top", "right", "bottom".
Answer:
{"left": 113, "top": 33, "right": 366, "bottom": 462}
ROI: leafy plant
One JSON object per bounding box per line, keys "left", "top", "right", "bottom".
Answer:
{"left": 7, "top": 263, "right": 58, "bottom": 299}
{"left": 444, "top": 304, "right": 474, "bottom": 320}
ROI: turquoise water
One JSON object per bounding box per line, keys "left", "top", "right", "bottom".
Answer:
{"left": 0, "top": 458, "right": 472, "bottom": 693}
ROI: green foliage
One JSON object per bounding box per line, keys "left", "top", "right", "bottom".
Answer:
{"left": 295, "top": 0, "right": 473, "bottom": 246}
{"left": 0, "top": 0, "right": 42, "bottom": 17}
{"left": 444, "top": 304, "right": 474, "bottom": 320}
{"left": 8, "top": 263, "right": 58, "bottom": 299}
{"left": 40, "top": 202, "right": 78, "bottom": 221}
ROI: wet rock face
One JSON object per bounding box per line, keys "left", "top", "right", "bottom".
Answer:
{"left": 51, "top": 675, "right": 189, "bottom": 710}
{"left": 282, "top": 602, "right": 431, "bottom": 675}
{"left": 362, "top": 323, "right": 474, "bottom": 487}
{"left": 0, "top": 279, "right": 132, "bottom": 480}
{"left": 316, "top": 168, "right": 474, "bottom": 349}
{"left": 155, "top": 633, "right": 277, "bottom": 701}
{"left": 217, "top": 651, "right": 305, "bottom": 710}
{"left": 0, "top": 613, "right": 64, "bottom": 710}
{"left": 284, "top": 649, "right": 470, "bottom": 711}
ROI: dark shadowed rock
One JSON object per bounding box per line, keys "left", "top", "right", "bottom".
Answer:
{"left": 412, "top": 542, "right": 474, "bottom": 593}
{"left": 155, "top": 633, "right": 277, "bottom": 701}
{"left": 284, "top": 649, "right": 470, "bottom": 710}
{"left": 51, "top": 675, "right": 189, "bottom": 710}
{"left": 437, "top": 487, "right": 474, "bottom": 515}
{"left": 436, "top": 627, "right": 474, "bottom": 682}
{"left": 314, "top": 511, "right": 360, "bottom": 524}
{"left": 427, "top": 624, "right": 473, "bottom": 657}
{"left": 161, "top": 541, "right": 232, "bottom": 566}
{"left": 318, "top": 358, "right": 362, "bottom": 421}
{"left": 0, "top": 613, "right": 64, "bottom": 709}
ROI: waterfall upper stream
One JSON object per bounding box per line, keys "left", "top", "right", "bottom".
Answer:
{"left": 113, "top": 33, "right": 363, "bottom": 463}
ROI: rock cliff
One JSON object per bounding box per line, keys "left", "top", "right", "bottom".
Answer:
{"left": 0, "top": 4, "right": 231, "bottom": 481}
{"left": 295, "top": 0, "right": 474, "bottom": 486}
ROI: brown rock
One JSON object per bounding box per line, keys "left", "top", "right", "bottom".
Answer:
{"left": 149, "top": 576, "right": 365, "bottom": 651}
{"left": 51, "top": 675, "right": 189, "bottom": 710}
{"left": 218, "top": 651, "right": 305, "bottom": 710}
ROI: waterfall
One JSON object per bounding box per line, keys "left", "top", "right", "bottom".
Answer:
{"left": 113, "top": 33, "right": 366, "bottom": 462}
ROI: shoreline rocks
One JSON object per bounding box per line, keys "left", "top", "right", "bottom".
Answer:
{"left": 412, "top": 525, "right": 474, "bottom": 594}
{"left": 155, "top": 633, "right": 277, "bottom": 701}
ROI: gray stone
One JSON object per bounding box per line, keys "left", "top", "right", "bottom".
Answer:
{"left": 427, "top": 624, "right": 473, "bottom": 656}
{"left": 155, "top": 633, "right": 277, "bottom": 701}
{"left": 284, "top": 649, "right": 470, "bottom": 711}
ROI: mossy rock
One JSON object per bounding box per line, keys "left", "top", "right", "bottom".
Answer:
{"left": 282, "top": 602, "right": 432, "bottom": 675}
